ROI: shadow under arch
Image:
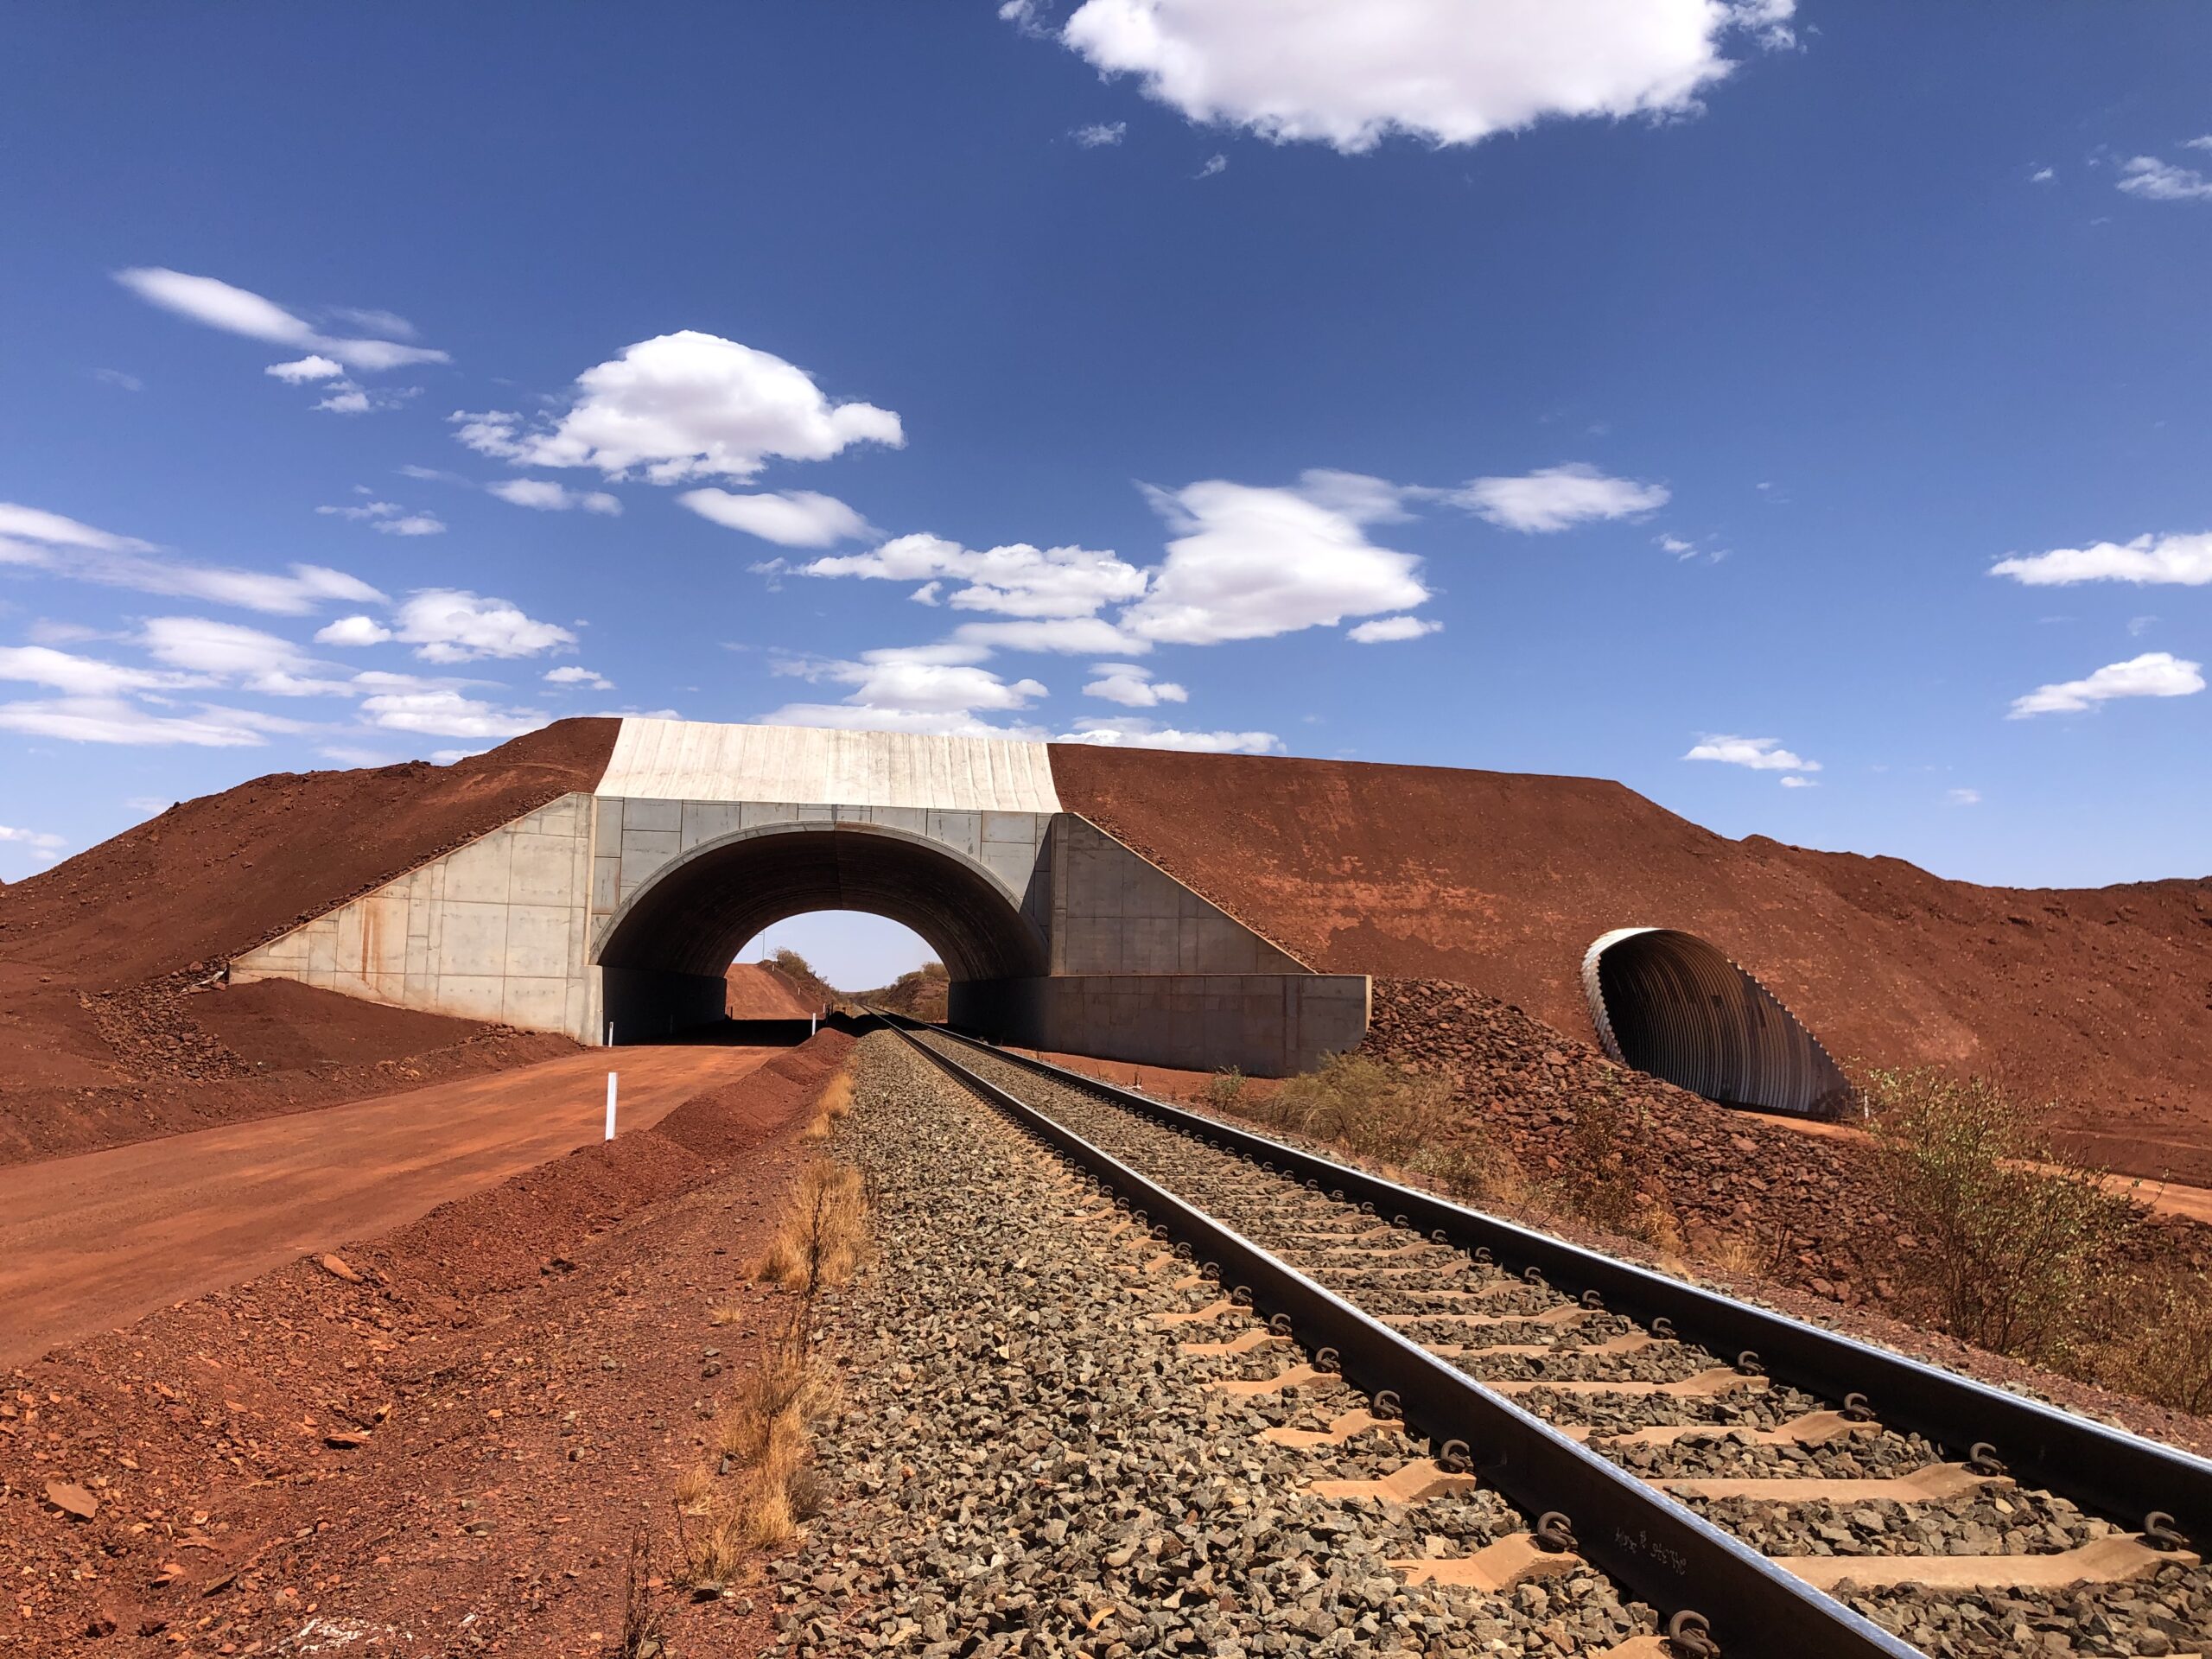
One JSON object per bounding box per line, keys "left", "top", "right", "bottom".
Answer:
{"left": 1580, "top": 926, "right": 1850, "bottom": 1120}
{"left": 593, "top": 820, "right": 1047, "bottom": 1039}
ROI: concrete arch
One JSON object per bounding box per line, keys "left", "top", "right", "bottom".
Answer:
{"left": 592, "top": 819, "right": 1048, "bottom": 1037}
{"left": 1581, "top": 927, "right": 1850, "bottom": 1119}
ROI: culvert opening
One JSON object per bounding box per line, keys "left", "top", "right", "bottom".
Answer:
{"left": 1580, "top": 927, "right": 1850, "bottom": 1119}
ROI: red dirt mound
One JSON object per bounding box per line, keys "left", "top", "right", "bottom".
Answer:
{"left": 1, "top": 1027, "right": 850, "bottom": 1656}
{"left": 1051, "top": 744, "right": 2212, "bottom": 1182}
{"left": 723, "top": 961, "right": 817, "bottom": 1019}
{"left": 0, "top": 717, "right": 617, "bottom": 986}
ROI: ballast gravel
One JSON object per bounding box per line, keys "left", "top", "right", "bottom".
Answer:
{"left": 919, "top": 1034, "right": 2212, "bottom": 1659}
{"left": 767, "top": 1033, "right": 1660, "bottom": 1656}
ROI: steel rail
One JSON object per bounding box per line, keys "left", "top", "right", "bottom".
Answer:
{"left": 888, "top": 1020, "right": 1917, "bottom": 1659}
{"left": 919, "top": 1022, "right": 2212, "bottom": 1550}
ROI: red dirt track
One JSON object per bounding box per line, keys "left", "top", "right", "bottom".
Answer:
{"left": 0, "top": 1043, "right": 771, "bottom": 1365}
{"left": 1051, "top": 744, "right": 2212, "bottom": 1182}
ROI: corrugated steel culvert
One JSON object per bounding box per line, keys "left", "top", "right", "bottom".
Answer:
{"left": 1581, "top": 926, "right": 1851, "bottom": 1119}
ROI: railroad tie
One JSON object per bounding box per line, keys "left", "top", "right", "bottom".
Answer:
{"left": 1391, "top": 1532, "right": 1583, "bottom": 1592}
{"left": 1661, "top": 1461, "right": 2008, "bottom": 1503}
{"left": 1303, "top": 1458, "right": 1478, "bottom": 1506}
{"left": 1490, "top": 1365, "right": 1767, "bottom": 1399}
{"left": 1262, "top": 1407, "right": 1405, "bottom": 1449}
{"left": 1599, "top": 1408, "right": 1874, "bottom": 1450}
{"left": 1208, "top": 1363, "right": 1339, "bottom": 1398}
{"left": 1777, "top": 1533, "right": 2201, "bottom": 1592}
{"left": 1150, "top": 1298, "right": 1240, "bottom": 1328}
{"left": 1387, "top": 1304, "right": 1588, "bottom": 1332}
{"left": 1178, "top": 1327, "right": 1287, "bottom": 1357}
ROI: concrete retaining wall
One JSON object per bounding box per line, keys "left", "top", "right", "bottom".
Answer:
{"left": 951, "top": 972, "right": 1370, "bottom": 1077}
{"left": 232, "top": 793, "right": 596, "bottom": 1036}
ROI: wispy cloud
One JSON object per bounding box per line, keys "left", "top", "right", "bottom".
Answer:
{"left": 115, "top": 268, "right": 448, "bottom": 371}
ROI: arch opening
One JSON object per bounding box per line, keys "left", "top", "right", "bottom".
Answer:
{"left": 594, "top": 823, "right": 1045, "bottom": 1041}
{"left": 1581, "top": 927, "right": 1849, "bottom": 1119}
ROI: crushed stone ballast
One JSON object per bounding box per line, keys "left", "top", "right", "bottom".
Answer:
{"left": 887, "top": 1017, "right": 2212, "bottom": 1659}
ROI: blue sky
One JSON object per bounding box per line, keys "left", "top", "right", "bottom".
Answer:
{"left": 3, "top": 3, "right": 2209, "bottom": 951}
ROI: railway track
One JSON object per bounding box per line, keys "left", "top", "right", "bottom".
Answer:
{"left": 885, "top": 1019, "right": 2212, "bottom": 1658}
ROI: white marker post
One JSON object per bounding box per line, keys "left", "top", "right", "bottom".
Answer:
{"left": 604, "top": 1071, "right": 619, "bottom": 1141}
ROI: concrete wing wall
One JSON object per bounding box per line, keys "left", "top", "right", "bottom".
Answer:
{"left": 232, "top": 792, "right": 596, "bottom": 1039}
{"left": 1048, "top": 816, "right": 1310, "bottom": 975}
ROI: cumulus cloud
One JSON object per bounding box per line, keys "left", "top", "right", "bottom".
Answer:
{"left": 1122, "top": 475, "right": 1428, "bottom": 645}
{"left": 681, "top": 487, "right": 868, "bottom": 547}
{"left": 779, "top": 650, "right": 1048, "bottom": 715}
{"left": 1989, "top": 531, "right": 2212, "bottom": 588}
{"left": 1083, "top": 662, "right": 1189, "bottom": 706}
{"left": 265, "top": 355, "right": 346, "bottom": 383}
{"left": 452, "top": 330, "right": 902, "bottom": 484}
{"left": 1196, "top": 153, "right": 1228, "bottom": 178}
{"left": 2029, "top": 167, "right": 2055, "bottom": 184}
{"left": 1, "top": 500, "right": 384, "bottom": 615}
{"left": 1445, "top": 462, "right": 1669, "bottom": 532}
{"left": 1347, "top": 614, "right": 1442, "bottom": 644}
{"left": 1684, "top": 734, "right": 1821, "bottom": 773}
{"left": 391, "top": 590, "right": 578, "bottom": 663}
{"left": 486, "top": 479, "right": 623, "bottom": 515}
{"left": 2117, "top": 156, "right": 2212, "bottom": 202}
{"left": 950, "top": 617, "right": 1146, "bottom": 656}
{"left": 544, "top": 665, "right": 614, "bottom": 690}
{"left": 315, "top": 614, "right": 394, "bottom": 647}
{"left": 1055, "top": 717, "right": 1281, "bottom": 754}
{"left": 791, "top": 532, "right": 1147, "bottom": 618}
{"left": 359, "top": 688, "right": 549, "bottom": 739}
{"left": 2007, "top": 652, "right": 2205, "bottom": 718}
{"left": 114, "top": 269, "right": 448, "bottom": 372}
{"left": 1072, "top": 120, "right": 1128, "bottom": 146}
{"left": 1041, "top": 0, "right": 1792, "bottom": 154}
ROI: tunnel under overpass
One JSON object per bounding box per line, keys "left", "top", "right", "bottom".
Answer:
{"left": 1580, "top": 926, "right": 1851, "bottom": 1119}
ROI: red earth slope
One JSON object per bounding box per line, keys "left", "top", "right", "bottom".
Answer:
{"left": 1050, "top": 745, "right": 2212, "bottom": 1181}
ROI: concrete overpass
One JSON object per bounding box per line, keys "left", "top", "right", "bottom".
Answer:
{"left": 232, "top": 720, "right": 1369, "bottom": 1075}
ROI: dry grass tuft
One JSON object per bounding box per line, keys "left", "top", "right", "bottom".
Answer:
{"left": 708, "top": 1300, "right": 746, "bottom": 1326}
{"left": 753, "top": 1161, "right": 869, "bottom": 1295}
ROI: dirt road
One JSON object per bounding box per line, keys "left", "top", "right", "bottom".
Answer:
{"left": 0, "top": 1043, "right": 772, "bottom": 1364}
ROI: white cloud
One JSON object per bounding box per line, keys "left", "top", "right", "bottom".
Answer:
{"left": 2189, "top": 137, "right": 2212, "bottom": 152}
{"left": 793, "top": 532, "right": 1147, "bottom": 618}
{"left": 2030, "top": 166, "right": 2055, "bottom": 184}
{"left": 1, "top": 500, "right": 384, "bottom": 614}
{"left": 0, "top": 645, "right": 191, "bottom": 696}
{"left": 1083, "top": 662, "right": 1189, "bottom": 706}
{"left": 1446, "top": 462, "right": 1669, "bottom": 532}
{"left": 0, "top": 823, "right": 67, "bottom": 852}
{"left": 1197, "top": 153, "right": 1228, "bottom": 178}
{"left": 1990, "top": 531, "right": 2212, "bottom": 588}
{"left": 1947, "top": 787, "right": 1982, "bottom": 806}
{"left": 315, "top": 614, "right": 395, "bottom": 647}
{"left": 950, "top": 617, "right": 1147, "bottom": 655}
{"left": 1122, "top": 475, "right": 1428, "bottom": 644}
{"left": 1777, "top": 774, "right": 1816, "bottom": 789}
{"left": 782, "top": 650, "right": 1047, "bottom": 715}
{"left": 452, "top": 330, "right": 902, "bottom": 484}
{"left": 486, "top": 479, "right": 624, "bottom": 515}
{"left": 2007, "top": 652, "right": 2205, "bottom": 718}
{"left": 381, "top": 513, "right": 445, "bottom": 537}
{"left": 137, "top": 616, "right": 349, "bottom": 696}
{"left": 266, "top": 354, "right": 346, "bottom": 383}
{"left": 1072, "top": 120, "right": 1128, "bottom": 146}
{"left": 1055, "top": 716, "right": 1281, "bottom": 754}
{"left": 2117, "top": 156, "right": 2212, "bottom": 202}
{"left": 1684, "top": 734, "right": 1821, "bottom": 772}
{"left": 681, "top": 487, "right": 868, "bottom": 546}
{"left": 1348, "top": 614, "right": 1442, "bottom": 644}
{"left": 1046, "top": 0, "right": 1792, "bottom": 155}
{"left": 359, "top": 689, "right": 549, "bottom": 739}
{"left": 0, "top": 696, "right": 269, "bottom": 747}
{"left": 114, "top": 269, "right": 448, "bottom": 371}
{"left": 544, "top": 665, "right": 614, "bottom": 690}
{"left": 756, "top": 703, "right": 1042, "bottom": 740}
{"left": 318, "top": 746, "right": 398, "bottom": 767}
{"left": 391, "top": 590, "right": 578, "bottom": 663}
{"left": 125, "top": 796, "right": 175, "bottom": 813}
{"left": 92, "top": 368, "right": 144, "bottom": 392}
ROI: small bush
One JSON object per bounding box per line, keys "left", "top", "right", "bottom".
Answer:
{"left": 752, "top": 1162, "right": 869, "bottom": 1295}
{"left": 1205, "top": 1068, "right": 1247, "bottom": 1112}
{"left": 1864, "top": 1067, "right": 2139, "bottom": 1364}
{"left": 2090, "top": 1265, "right": 2212, "bottom": 1415}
